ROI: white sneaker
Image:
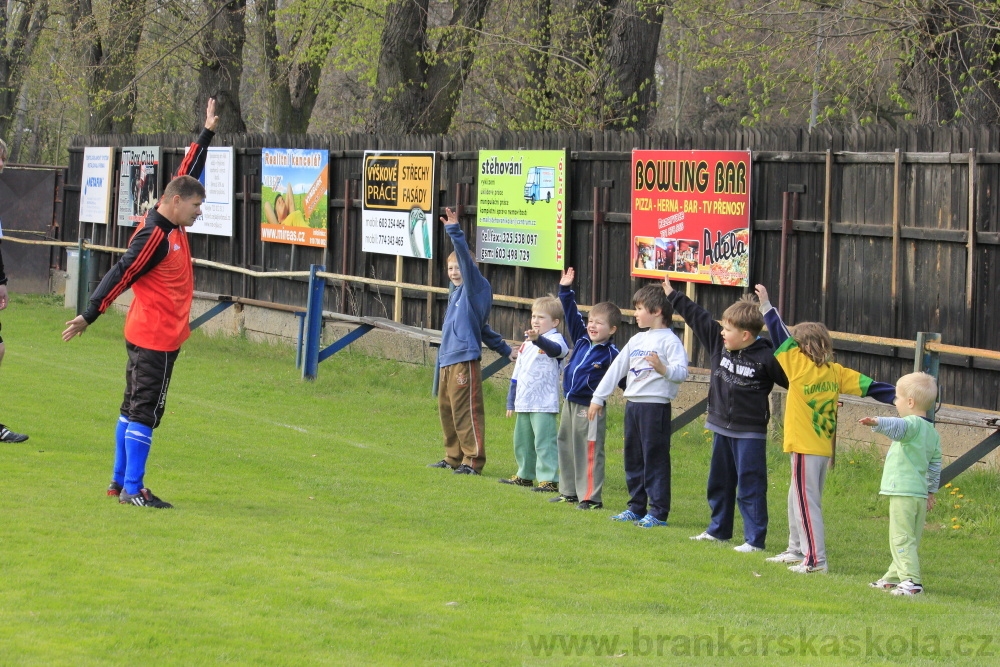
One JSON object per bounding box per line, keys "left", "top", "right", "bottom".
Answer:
{"left": 891, "top": 580, "right": 923, "bottom": 596}
{"left": 689, "top": 531, "right": 726, "bottom": 542}
{"left": 734, "top": 542, "right": 763, "bottom": 553}
{"left": 765, "top": 550, "right": 804, "bottom": 564}
{"left": 788, "top": 562, "right": 828, "bottom": 574}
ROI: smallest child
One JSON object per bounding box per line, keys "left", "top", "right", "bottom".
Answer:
{"left": 502, "top": 296, "right": 569, "bottom": 492}
{"left": 860, "top": 371, "right": 942, "bottom": 596}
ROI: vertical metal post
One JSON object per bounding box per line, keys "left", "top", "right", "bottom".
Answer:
{"left": 591, "top": 185, "right": 600, "bottom": 304}
{"left": 302, "top": 264, "right": 326, "bottom": 380}
{"left": 914, "top": 331, "right": 942, "bottom": 423}
{"left": 76, "top": 239, "right": 91, "bottom": 317}
{"left": 891, "top": 148, "right": 901, "bottom": 337}
{"left": 295, "top": 311, "right": 306, "bottom": 369}
{"left": 820, "top": 149, "right": 832, "bottom": 323}
{"left": 966, "top": 148, "right": 976, "bottom": 345}
{"left": 778, "top": 192, "right": 791, "bottom": 316}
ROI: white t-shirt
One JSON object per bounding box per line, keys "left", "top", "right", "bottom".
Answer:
{"left": 511, "top": 328, "right": 568, "bottom": 413}
{"left": 591, "top": 328, "right": 689, "bottom": 405}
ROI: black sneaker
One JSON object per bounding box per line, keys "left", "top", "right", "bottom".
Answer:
{"left": 107, "top": 482, "right": 123, "bottom": 497}
{"left": 0, "top": 424, "right": 28, "bottom": 443}
{"left": 427, "top": 459, "right": 455, "bottom": 469}
{"left": 548, "top": 494, "right": 579, "bottom": 503}
{"left": 119, "top": 488, "right": 173, "bottom": 508}
{"left": 532, "top": 481, "right": 559, "bottom": 493}
{"left": 499, "top": 475, "right": 533, "bottom": 487}
{"left": 453, "top": 464, "right": 480, "bottom": 475}
{"left": 576, "top": 500, "right": 603, "bottom": 510}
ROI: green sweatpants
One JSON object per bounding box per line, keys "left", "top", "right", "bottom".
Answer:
{"left": 882, "top": 494, "right": 927, "bottom": 585}
{"left": 513, "top": 412, "right": 559, "bottom": 483}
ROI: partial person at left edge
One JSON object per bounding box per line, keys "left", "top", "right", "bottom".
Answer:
{"left": 61, "top": 98, "right": 219, "bottom": 508}
{"left": 0, "top": 137, "right": 30, "bottom": 443}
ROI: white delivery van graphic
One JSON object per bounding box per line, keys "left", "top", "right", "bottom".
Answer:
{"left": 524, "top": 167, "right": 555, "bottom": 204}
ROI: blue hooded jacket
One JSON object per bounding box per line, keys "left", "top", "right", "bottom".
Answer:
{"left": 438, "top": 223, "right": 511, "bottom": 367}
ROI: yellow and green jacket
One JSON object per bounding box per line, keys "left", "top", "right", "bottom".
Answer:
{"left": 764, "top": 307, "right": 895, "bottom": 457}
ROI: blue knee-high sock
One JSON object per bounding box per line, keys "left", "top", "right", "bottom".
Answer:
{"left": 112, "top": 416, "right": 129, "bottom": 485}
{"left": 123, "top": 422, "right": 153, "bottom": 495}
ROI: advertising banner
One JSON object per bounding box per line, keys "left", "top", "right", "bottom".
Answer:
{"left": 188, "top": 146, "right": 235, "bottom": 237}
{"left": 630, "top": 150, "right": 751, "bottom": 286}
{"left": 260, "top": 148, "right": 329, "bottom": 247}
{"left": 362, "top": 151, "right": 436, "bottom": 258}
{"left": 475, "top": 150, "right": 566, "bottom": 270}
{"left": 79, "top": 147, "right": 114, "bottom": 224}
{"left": 117, "top": 146, "right": 160, "bottom": 227}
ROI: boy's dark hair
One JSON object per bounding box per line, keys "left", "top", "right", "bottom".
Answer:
{"left": 633, "top": 284, "right": 673, "bottom": 321}
{"left": 162, "top": 175, "right": 206, "bottom": 201}
{"left": 722, "top": 296, "right": 764, "bottom": 336}
{"left": 590, "top": 301, "right": 622, "bottom": 330}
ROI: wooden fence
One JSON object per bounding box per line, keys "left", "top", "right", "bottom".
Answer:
{"left": 62, "top": 126, "right": 1000, "bottom": 411}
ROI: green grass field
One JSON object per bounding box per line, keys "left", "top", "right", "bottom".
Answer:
{"left": 0, "top": 295, "right": 997, "bottom": 665}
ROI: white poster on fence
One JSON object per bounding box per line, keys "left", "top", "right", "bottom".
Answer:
{"left": 187, "top": 146, "right": 235, "bottom": 236}
{"left": 361, "top": 150, "right": 436, "bottom": 258}
{"left": 79, "top": 147, "right": 114, "bottom": 224}
{"left": 117, "top": 146, "right": 160, "bottom": 227}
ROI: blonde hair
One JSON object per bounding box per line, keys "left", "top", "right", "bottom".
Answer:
{"left": 446, "top": 251, "right": 458, "bottom": 264}
{"left": 896, "top": 372, "right": 938, "bottom": 411}
{"left": 791, "top": 321, "right": 833, "bottom": 366}
{"left": 722, "top": 295, "right": 764, "bottom": 336}
{"left": 532, "top": 295, "right": 563, "bottom": 321}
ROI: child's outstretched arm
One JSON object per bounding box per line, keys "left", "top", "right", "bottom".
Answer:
{"left": 663, "top": 279, "right": 721, "bottom": 352}
{"left": 588, "top": 339, "right": 632, "bottom": 419}
{"left": 482, "top": 322, "right": 515, "bottom": 360}
{"left": 441, "top": 207, "right": 489, "bottom": 298}
{"left": 755, "top": 284, "right": 792, "bottom": 348}
{"left": 558, "top": 268, "right": 588, "bottom": 344}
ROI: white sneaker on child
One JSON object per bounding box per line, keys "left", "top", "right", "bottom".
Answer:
{"left": 788, "top": 562, "right": 828, "bottom": 574}
{"left": 689, "top": 531, "right": 726, "bottom": 542}
{"left": 765, "top": 550, "right": 804, "bottom": 564}
{"left": 733, "top": 543, "right": 763, "bottom": 553}
{"left": 890, "top": 580, "right": 923, "bottom": 596}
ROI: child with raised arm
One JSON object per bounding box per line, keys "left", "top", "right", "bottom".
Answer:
{"left": 755, "top": 284, "right": 895, "bottom": 573}
{"left": 860, "top": 372, "right": 942, "bottom": 596}
{"left": 550, "top": 267, "right": 622, "bottom": 509}
{"left": 501, "top": 296, "right": 568, "bottom": 493}
{"left": 663, "top": 281, "right": 787, "bottom": 552}
{"left": 427, "top": 208, "right": 515, "bottom": 475}
{"left": 589, "top": 284, "right": 689, "bottom": 527}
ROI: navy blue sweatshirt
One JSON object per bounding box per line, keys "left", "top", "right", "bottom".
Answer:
{"left": 558, "top": 285, "right": 620, "bottom": 406}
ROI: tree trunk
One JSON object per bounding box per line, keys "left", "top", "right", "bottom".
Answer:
{"left": 0, "top": 0, "right": 47, "bottom": 140}
{"left": 256, "top": 0, "right": 320, "bottom": 133}
{"left": 195, "top": 0, "right": 247, "bottom": 133}
{"left": 72, "top": 0, "right": 144, "bottom": 134}
{"left": 598, "top": 0, "right": 664, "bottom": 129}
{"left": 369, "top": 0, "right": 493, "bottom": 134}
{"left": 368, "top": 0, "right": 430, "bottom": 134}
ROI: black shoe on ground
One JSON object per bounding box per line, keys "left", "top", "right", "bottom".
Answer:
{"left": 576, "top": 500, "right": 603, "bottom": 510}
{"left": 427, "top": 459, "right": 455, "bottom": 469}
{"left": 119, "top": 488, "right": 173, "bottom": 508}
{"left": 548, "top": 494, "right": 579, "bottom": 503}
{"left": 453, "top": 464, "right": 480, "bottom": 475}
{"left": 0, "top": 424, "right": 28, "bottom": 443}
{"left": 107, "top": 482, "right": 123, "bottom": 497}
{"left": 532, "top": 481, "right": 559, "bottom": 493}
{"left": 499, "top": 475, "right": 533, "bottom": 487}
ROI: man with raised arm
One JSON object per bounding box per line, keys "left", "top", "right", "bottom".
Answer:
{"left": 62, "top": 99, "right": 218, "bottom": 508}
